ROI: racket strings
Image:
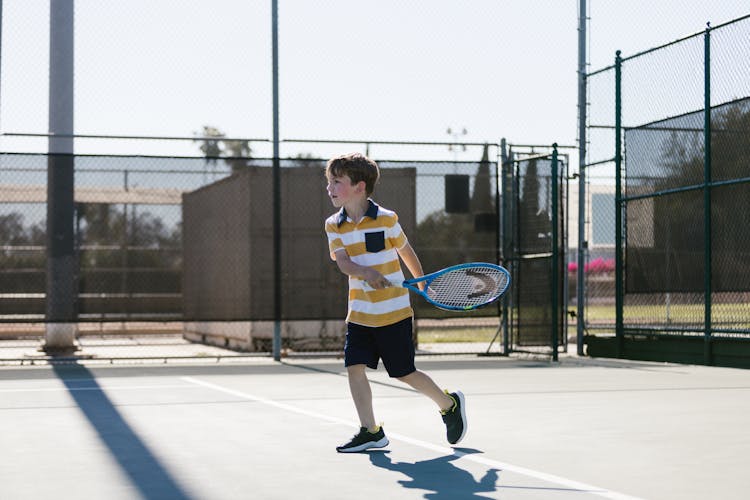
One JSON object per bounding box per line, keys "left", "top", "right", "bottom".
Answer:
{"left": 427, "top": 267, "right": 509, "bottom": 308}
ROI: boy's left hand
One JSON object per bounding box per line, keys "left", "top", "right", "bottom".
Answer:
{"left": 364, "top": 268, "right": 392, "bottom": 289}
{"left": 367, "top": 276, "right": 393, "bottom": 289}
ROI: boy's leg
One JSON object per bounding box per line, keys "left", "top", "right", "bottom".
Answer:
{"left": 347, "top": 364, "right": 377, "bottom": 431}
{"left": 375, "top": 318, "right": 455, "bottom": 412}
{"left": 397, "top": 370, "right": 453, "bottom": 411}
{"left": 337, "top": 363, "right": 389, "bottom": 453}
{"left": 398, "top": 370, "right": 467, "bottom": 445}
{"left": 377, "top": 318, "right": 467, "bottom": 444}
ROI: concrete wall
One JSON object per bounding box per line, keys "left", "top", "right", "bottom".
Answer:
{"left": 182, "top": 165, "right": 416, "bottom": 351}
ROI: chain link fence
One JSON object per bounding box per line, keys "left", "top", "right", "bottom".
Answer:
{"left": 583, "top": 15, "right": 750, "bottom": 367}
{"left": 0, "top": 146, "right": 506, "bottom": 361}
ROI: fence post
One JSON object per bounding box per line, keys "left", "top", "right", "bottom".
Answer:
{"left": 576, "top": 0, "right": 588, "bottom": 357}
{"left": 45, "top": 0, "right": 78, "bottom": 354}
{"left": 703, "top": 24, "right": 713, "bottom": 365}
{"left": 271, "top": 0, "right": 282, "bottom": 361}
{"left": 551, "top": 144, "right": 560, "bottom": 361}
{"left": 614, "top": 51, "right": 624, "bottom": 358}
{"left": 500, "top": 138, "right": 510, "bottom": 355}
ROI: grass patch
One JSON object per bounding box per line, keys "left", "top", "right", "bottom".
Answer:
{"left": 585, "top": 303, "right": 750, "bottom": 328}
{"left": 417, "top": 327, "right": 497, "bottom": 343}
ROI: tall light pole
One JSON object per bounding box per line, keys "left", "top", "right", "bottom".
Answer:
{"left": 446, "top": 127, "right": 468, "bottom": 160}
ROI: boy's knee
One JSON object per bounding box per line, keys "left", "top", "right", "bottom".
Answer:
{"left": 347, "top": 364, "right": 367, "bottom": 376}
{"left": 396, "top": 369, "right": 417, "bottom": 382}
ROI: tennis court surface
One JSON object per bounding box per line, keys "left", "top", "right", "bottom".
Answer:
{"left": 1, "top": 355, "right": 748, "bottom": 500}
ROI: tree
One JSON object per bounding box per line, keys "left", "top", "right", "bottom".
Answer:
{"left": 634, "top": 98, "right": 750, "bottom": 292}
{"left": 222, "top": 138, "right": 254, "bottom": 173}
{"left": 195, "top": 125, "right": 224, "bottom": 162}
{"left": 286, "top": 152, "right": 324, "bottom": 169}
{"left": 0, "top": 213, "right": 28, "bottom": 246}
{"left": 0, "top": 213, "right": 46, "bottom": 293}
{"left": 194, "top": 125, "right": 254, "bottom": 173}
{"left": 471, "top": 144, "right": 493, "bottom": 213}
{"left": 518, "top": 158, "right": 549, "bottom": 254}
{"left": 78, "top": 203, "right": 117, "bottom": 246}
{"left": 0, "top": 213, "right": 45, "bottom": 248}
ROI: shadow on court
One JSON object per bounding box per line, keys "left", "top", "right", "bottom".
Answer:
{"left": 368, "top": 448, "right": 596, "bottom": 499}
{"left": 51, "top": 363, "right": 195, "bottom": 500}
{"left": 368, "top": 449, "right": 500, "bottom": 499}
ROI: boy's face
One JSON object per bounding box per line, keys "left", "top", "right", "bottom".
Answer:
{"left": 326, "top": 174, "right": 364, "bottom": 208}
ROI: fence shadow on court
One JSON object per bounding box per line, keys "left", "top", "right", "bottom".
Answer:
{"left": 51, "top": 363, "right": 195, "bottom": 500}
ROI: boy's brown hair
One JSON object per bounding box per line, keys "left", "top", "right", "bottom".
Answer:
{"left": 326, "top": 153, "right": 380, "bottom": 196}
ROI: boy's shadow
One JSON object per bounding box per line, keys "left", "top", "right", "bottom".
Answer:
{"left": 369, "top": 449, "right": 499, "bottom": 499}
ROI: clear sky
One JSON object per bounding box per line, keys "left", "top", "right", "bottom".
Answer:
{"left": 0, "top": 0, "right": 748, "bottom": 162}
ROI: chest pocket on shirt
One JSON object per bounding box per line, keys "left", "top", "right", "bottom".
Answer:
{"left": 364, "top": 231, "right": 386, "bottom": 253}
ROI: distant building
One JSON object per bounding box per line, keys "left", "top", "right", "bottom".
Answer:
{"left": 566, "top": 183, "right": 615, "bottom": 259}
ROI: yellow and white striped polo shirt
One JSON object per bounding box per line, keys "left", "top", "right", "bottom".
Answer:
{"left": 325, "top": 200, "right": 413, "bottom": 327}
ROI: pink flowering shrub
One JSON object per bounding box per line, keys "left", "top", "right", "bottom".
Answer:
{"left": 567, "top": 257, "right": 615, "bottom": 274}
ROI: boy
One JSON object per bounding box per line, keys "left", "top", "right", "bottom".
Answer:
{"left": 323, "top": 152, "right": 467, "bottom": 453}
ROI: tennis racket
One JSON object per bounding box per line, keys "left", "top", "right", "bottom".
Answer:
{"left": 400, "top": 262, "right": 511, "bottom": 311}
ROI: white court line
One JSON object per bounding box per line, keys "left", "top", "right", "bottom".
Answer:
{"left": 181, "top": 376, "right": 644, "bottom": 500}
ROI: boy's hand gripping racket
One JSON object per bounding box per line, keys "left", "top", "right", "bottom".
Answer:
{"left": 400, "top": 262, "right": 511, "bottom": 311}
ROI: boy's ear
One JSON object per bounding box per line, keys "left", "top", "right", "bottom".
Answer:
{"left": 355, "top": 180, "right": 367, "bottom": 193}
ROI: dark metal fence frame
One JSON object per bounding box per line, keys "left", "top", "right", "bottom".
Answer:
{"left": 500, "top": 144, "right": 570, "bottom": 360}
{"left": 584, "top": 15, "right": 750, "bottom": 367}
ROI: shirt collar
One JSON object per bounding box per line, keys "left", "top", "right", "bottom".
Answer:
{"left": 337, "top": 199, "right": 379, "bottom": 227}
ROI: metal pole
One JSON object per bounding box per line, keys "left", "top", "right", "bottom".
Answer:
{"left": 500, "top": 138, "right": 510, "bottom": 355}
{"left": 614, "top": 51, "right": 624, "bottom": 358}
{"left": 45, "top": 0, "right": 77, "bottom": 354}
{"left": 0, "top": 0, "right": 3, "bottom": 135}
{"left": 551, "top": 144, "right": 560, "bottom": 362}
{"left": 703, "top": 24, "right": 713, "bottom": 365}
{"left": 271, "top": 0, "right": 282, "bottom": 361}
{"left": 576, "top": 0, "right": 587, "bottom": 356}
{"left": 491, "top": 143, "right": 502, "bottom": 354}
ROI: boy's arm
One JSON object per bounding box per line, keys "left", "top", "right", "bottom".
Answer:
{"left": 332, "top": 249, "right": 391, "bottom": 289}
{"left": 397, "top": 241, "right": 425, "bottom": 289}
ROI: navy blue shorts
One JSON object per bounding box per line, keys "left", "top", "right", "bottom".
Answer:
{"left": 344, "top": 317, "right": 416, "bottom": 378}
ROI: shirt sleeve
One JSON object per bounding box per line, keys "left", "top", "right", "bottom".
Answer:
{"left": 387, "top": 215, "right": 408, "bottom": 250}
{"left": 325, "top": 221, "right": 345, "bottom": 260}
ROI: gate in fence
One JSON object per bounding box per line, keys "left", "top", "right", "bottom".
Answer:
{"left": 500, "top": 145, "right": 568, "bottom": 359}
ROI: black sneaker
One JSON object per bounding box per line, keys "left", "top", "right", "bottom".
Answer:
{"left": 336, "top": 426, "right": 389, "bottom": 453}
{"left": 441, "top": 390, "right": 467, "bottom": 445}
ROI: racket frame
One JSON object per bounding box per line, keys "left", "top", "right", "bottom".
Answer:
{"left": 401, "top": 262, "right": 511, "bottom": 311}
